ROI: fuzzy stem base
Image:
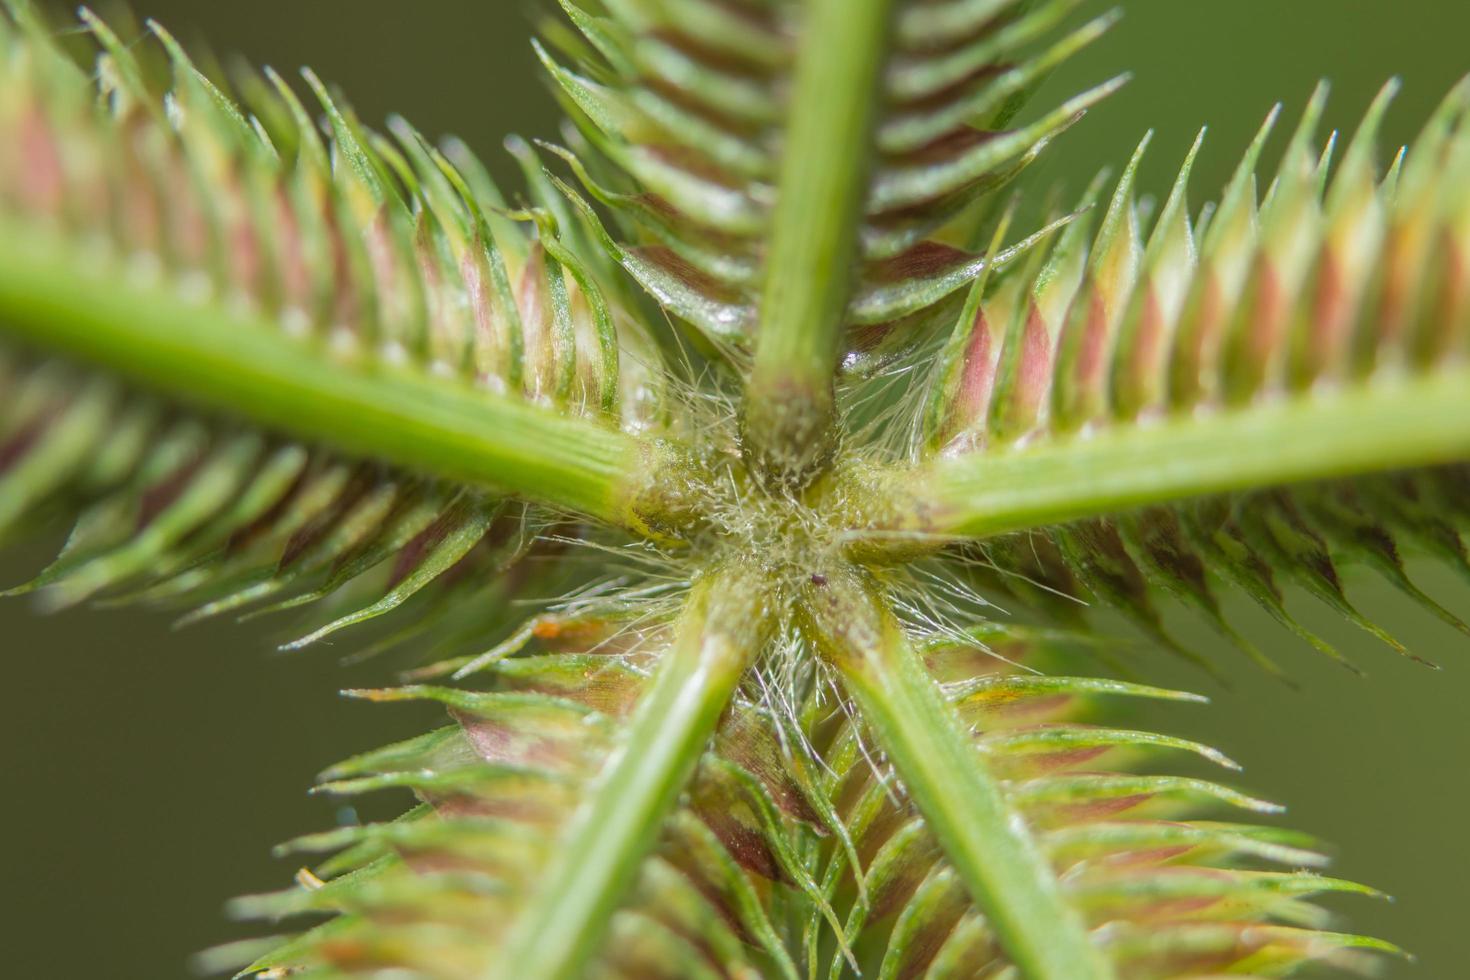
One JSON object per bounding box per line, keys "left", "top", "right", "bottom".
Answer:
{"left": 743, "top": 0, "right": 893, "bottom": 488}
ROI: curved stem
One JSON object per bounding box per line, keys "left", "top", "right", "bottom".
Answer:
{"left": 802, "top": 567, "right": 1110, "bottom": 980}
{"left": 0, "top": 221, "right": 663, "bottom": 529}
{"left": 862, "top": 367, "right": 1470, "bottom": 543}
{"left": 496, "top": 562, "right": 773, "bottom": 980}
{"left": 743, "top": 0, "right": 893, "bottom": 487}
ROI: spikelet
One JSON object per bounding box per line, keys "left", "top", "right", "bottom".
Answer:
{"left": 924, "top": 79, "right": 1470, "bottom": 445}
{"left": 219, "top": 612, "right": 815, "bottom": 980}
{"left": 921, "top": 80, "right": 1470, "bottom": 673}
{"left": 537, "top": 0, "right": 1124, "bottom": 368}
{"left": 792, "top": 626, "right": 1396, "bottom": 978}
{"left": 208, "top": 619, "right": 1395, "bottom": 979}
{"left": 0, "top": 2, "right": 666, "bottom": 641}
{"left": 0, "top": 6, "right": 663, "bottom": 418}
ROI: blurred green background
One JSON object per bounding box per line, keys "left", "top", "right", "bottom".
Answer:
{"left": 3, "top": 1, "right": 1468, "bottom": 976}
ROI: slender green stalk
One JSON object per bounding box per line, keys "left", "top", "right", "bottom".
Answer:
{"left": 0, "top": 222, "right": 655, "bottom": 526}
{"left": 878, "top": 368, "right": 1470, "bottom": 541}
{"left": 743, "top": 0, "right": 893, "bottom": 487}
{"left": 803, "top": 567, "right": 1110, "bottom": 980}
{"left": 497, "top": 563, "right": 773, "bottom": 980}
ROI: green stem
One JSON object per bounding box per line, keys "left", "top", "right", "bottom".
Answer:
{"left": 497, "top": 563, "right": 772, "bottom": 980}
{"left": 881, "top": 368, "right": 1470, "bottom": 541}
{"left": 743, "top": 0, "right": 892, "bottom": 487}
{"left": 0, "top": 222, "right": 657, "bottom": 527}
{"left": 803, "top": 568, "right": 1110, "bottom": 980}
